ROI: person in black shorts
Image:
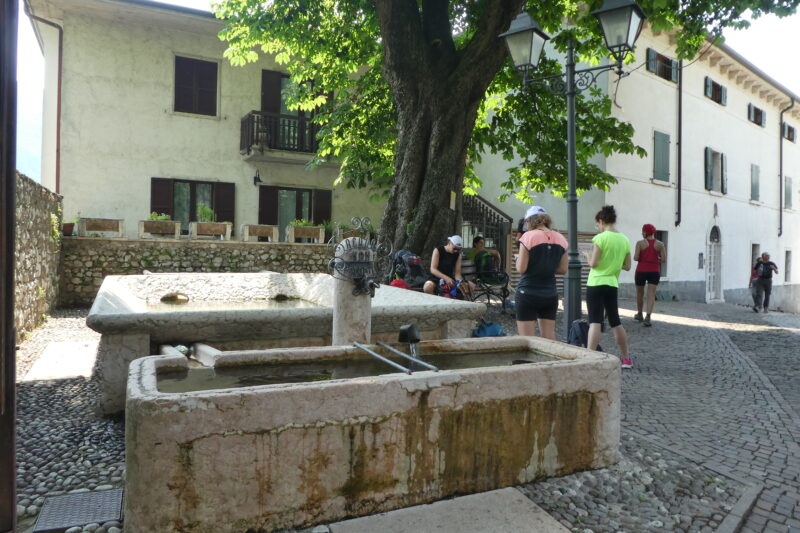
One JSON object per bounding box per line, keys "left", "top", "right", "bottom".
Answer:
{"left": 515, "top": 206, "right": 568, "bottom": 340}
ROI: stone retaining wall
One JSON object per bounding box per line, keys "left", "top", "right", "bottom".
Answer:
{"left": 59, "top": 238, "right": 330, "bottom": 307}
{"left": 15, "top": 172, "right": 62, "bottom": 341}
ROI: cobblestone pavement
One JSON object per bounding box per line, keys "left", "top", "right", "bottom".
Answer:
{"left": 15, "top": 301, "right": 800, "bottom": 532}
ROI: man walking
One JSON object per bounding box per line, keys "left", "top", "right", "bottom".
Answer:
{"left": 751, "top": 252, "right": 778, "bottom": 313}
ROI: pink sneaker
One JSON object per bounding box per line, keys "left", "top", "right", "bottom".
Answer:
{"left": 620, "top": 357, "right": 633, "bottom": 369}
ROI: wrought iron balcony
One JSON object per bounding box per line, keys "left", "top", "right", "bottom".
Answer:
{"left": 240, "top": 111, "right": 318, "bottom": 155}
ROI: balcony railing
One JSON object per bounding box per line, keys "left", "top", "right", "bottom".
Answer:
{"left": 240, "top": 111, "right": 318, "bottom": 154}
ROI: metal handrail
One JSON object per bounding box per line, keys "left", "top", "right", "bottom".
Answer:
{"left": 353, "top": 342, "right": 411, "bottom": 374}
{"left": 375, "top": 341, "right": 439, "bottom": 371}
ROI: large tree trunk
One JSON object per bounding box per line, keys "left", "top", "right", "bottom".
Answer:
{"left": 375, "top": 0, "right": 524, "bottom": 256}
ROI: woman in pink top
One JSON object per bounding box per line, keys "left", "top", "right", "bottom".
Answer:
{"left": 633, "top": 223, "right": 667, "bottom": 326}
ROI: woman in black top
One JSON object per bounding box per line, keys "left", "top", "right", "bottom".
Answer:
{"left": 423, "top": 235, "right": 469, "bottom": 295}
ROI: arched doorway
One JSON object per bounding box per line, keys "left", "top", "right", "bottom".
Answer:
{"left": 707, "top": 226, "right": 722, "bottom": 301}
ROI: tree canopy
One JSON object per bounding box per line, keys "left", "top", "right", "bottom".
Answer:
{"left": 214, "top": 0, "right": 799, "bottom": 253}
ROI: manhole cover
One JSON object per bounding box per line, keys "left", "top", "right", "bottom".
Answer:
{"left": 33, "top": 489, "right": 123, "bottom": 533}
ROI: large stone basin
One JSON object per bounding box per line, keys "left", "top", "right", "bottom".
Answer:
{"left": 125, "top": 336, "right": 620, "bottom": 532}
{"left": 87, "top": 272, "right": 485, "bottom": 414}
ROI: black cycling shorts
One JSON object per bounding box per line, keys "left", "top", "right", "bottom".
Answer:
{"left": 586, "top": 285, "right": 621, "bottom": 328}
{"left": 635, "top": 271, "right": 660, "bottom": 286}
{"left": 515, "top": 290, "right": 558, "bottom": 321}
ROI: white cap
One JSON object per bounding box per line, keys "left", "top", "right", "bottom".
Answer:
{"left": 525, "top": 205, "right": 547, "bottom": 219}
{"left": 448, "top": 235, "right": 463, "bottom": 247}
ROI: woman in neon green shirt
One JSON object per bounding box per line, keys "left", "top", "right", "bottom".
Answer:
{"left": 585, "top": 205, "right": 633, "bottom": 369}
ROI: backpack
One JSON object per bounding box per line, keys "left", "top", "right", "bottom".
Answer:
{"left": 567, "top": 319, "right": 601, "bottom": 351}
{"left": 391, "top": 249, "right": 427, "bottom": 288}
{"left": 472, "top": 320, "right": 506, "bottom": 337}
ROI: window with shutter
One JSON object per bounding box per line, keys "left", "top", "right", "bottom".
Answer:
{"left": 653, "top": 131, "right": 670, "bottom": 181}
{"left": 646, "top": 48, "right": 678, "bottom": 83}
{"left": 721, "top": 153, "right": 727, "bottom": 194}
{"left": 786, "top": 177, "right": 793, "bottom": 209}
{"left": 748, "top": 104, "right": 766, "bottom": 127}
{"left": 174, "top": 56, "right": 218, "bottom": 116}
{"left": 150, "top": 178, "right": 233, "bottom": 232}
{"left": 704, "top": 147, "right": 713, "bottom": 190}
{"left": 751, "top": 164, "right": 760, "bottom": 201}
{"left": 783, "top": 123, "right": 796, "bottom": 143}
{"left": 704, "top": 148, "right": 725, "bottom": 193}
{"left": 311, "top": 189, "right": 332, "bottom": 225}
{"left": 704, "top": 77, "right": 726, "bottom": 105}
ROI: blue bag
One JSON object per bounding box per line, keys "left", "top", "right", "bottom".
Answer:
{"left": 472, "top": 321, "right": 506, "bottom": 337}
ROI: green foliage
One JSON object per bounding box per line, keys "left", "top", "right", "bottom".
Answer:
{"left": 149, "top": 212, "right": 172, "bottom": 220}
{"left": 196, "top": 203, "right": 216, "bottom": 223}
{"left": 50, "top": 213, "right": 61, "bottom": 243}
{"left": 289, "top": 218, "right": 316, "bottom": 227}
{"left": 214, "top": 0, "right": 800, "bottom": 206}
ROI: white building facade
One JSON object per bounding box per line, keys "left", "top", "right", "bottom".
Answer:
{"left": 474, "top": 27, "right": 800, "bottom": 311}
{"left": 26, "top": 0, "right": 384, "bottom": 239}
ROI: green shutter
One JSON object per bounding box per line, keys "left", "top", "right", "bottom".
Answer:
{"left": 704, "top": 147, "right": 713, "bottom": 190}
{"left": 721, "top": 86, "right": 727, "bottom": 105}
{"left": 748, "top": 104, "right": 754, "bottom": 122}
{"left": 721, "top": 153, "right": 727, "bottom": 194}
{"left": 760, "top": 110, "right": 766, "bottom": 127}
{"left": 670, "top": 60, "right": 679, "bottom": 82}
{"left": 646, "top": 48, "right": 656, "bottom": 72}
{"left": 786, "top": 177, "right": 793, "bottom": 209}
{"left": 751, "top": 164, "right": 760, "bottom": 201}
{"left": 653, "top": 131, "right": 670, "bottom": 181}
{"left": 704, "top": 77, "right": 712, "bottom": 98}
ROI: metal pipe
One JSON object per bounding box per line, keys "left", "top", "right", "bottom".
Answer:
{"left": 676, "top": 59, "right": 683, "bottom": 227}
{"left": 353, "top": 342, "right": 412, "bottom": 374}
{"left": 23, "top": 0, "right": 62, "bottom": 194}
{"left": 563, "top": 38, "right": 582, "bottom": 335}
{"left": 375, "top": 341, "right": 438, "bottom": 371}
{"left": 1, "top": 0, "right": 18, "bottom": 530}
{"left": 779, "top": 99, "right": 795, "bottom": 237}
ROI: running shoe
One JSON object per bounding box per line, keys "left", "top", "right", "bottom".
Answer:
{"left": 620, "top": 357, "right": 633, "bottom": 369}
{"left": 643, "top": 316, "right": 652, "bottom": 327}
{"left": 752, "top": 305, "right": 759, "bottom": 313}
{"left": 633, "top": 312, "right": 643, "bottom": 321}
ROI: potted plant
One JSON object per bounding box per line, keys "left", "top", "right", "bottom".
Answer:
{"left": 62, "top": 214, "right": 79, "bottom": 237}
{"left": 190, "top": 203, "right": 231, "bottom": 240}
{"left": 287, "top": 218, "right": 325, "bottom": 242}
{"left": 140, "top": 212, "right": 180, "bottom": 238}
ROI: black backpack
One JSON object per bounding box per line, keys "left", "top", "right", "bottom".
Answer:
{"left": 567, "top": 319, "right": 601, "bottom": 351}
{"left": 391, "top": 249, "right": 427, "bottom": 288}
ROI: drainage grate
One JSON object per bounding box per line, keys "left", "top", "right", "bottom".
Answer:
{"left": 33, "top": 489, "right": 123, "bottom": 533}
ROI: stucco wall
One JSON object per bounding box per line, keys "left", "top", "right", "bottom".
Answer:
{"left": 604, "top": 29, "right": 800, "bottom": 300}
{"left": 59, "top": 238, "right": 331, "bottom": 307}
{"left": 35, "top": 1, "right": 384, "bottom": 237}
{"left": 15, "top": 172, "right": 62, "bottom": 340}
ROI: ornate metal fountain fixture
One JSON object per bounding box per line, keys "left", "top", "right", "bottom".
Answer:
{"left": 327, "top": 217, "right": 392, "bottom": 297}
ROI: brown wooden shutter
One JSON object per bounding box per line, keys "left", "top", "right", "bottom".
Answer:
{"left": 259, "top": 186, "right": 279, "bottom": 225}
{"left": 213, "top": 182, "right": 235, "bottom": 225}
{"left": 150, "top": 178, "right": 174, "bottom": 217}
{"left": 196, "top": 60, "right": 217, "bottom": 116}
{"left": 261, "top": 70, "right": 283, "bottom": 114}
{"left": 312, "top": 189, "right": 332, "bottom": 225}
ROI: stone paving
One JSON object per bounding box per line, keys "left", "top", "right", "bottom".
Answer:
{"left": 592, "top": 300, "right": 800, "bottom": 532}
{"left": 13, "top": 300, "right": 800, "bottom": 532}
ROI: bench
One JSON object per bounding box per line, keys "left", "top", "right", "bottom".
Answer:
{"left": 461, "top": 257, "right": 510, "bottom": 311}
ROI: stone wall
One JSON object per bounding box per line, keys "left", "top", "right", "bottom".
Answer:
{"left": 15, "top": 172, "right": 62, "bottom": 340}
{"left": 59, "top": 238, "right": 331, "bottom": 307}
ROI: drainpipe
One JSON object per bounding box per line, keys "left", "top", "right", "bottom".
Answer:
{"left": 23, "top": 0, "right": 62, "bottom": 194}
{"left": 779, "top": 98, "right": 794, "bottom": 237}
{"left": 675, "top": 59, "right": 683, "bottom": 227}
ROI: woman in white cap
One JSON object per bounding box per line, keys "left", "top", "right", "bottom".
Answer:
{"left": 424, "top": 235, "right": 470, "bottom": 295}
{"left": 515, "top": 206, "right": 568, "bottom": 339}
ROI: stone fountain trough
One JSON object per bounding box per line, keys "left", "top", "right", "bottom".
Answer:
{"left": 124, "top": 336, "right": 620, "bottom": 532}
{"left": 87, "top": 272, "right": 485, "bottom": 415}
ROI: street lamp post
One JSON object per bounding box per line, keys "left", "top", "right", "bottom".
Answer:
{"left": 500, "top": 0, "right": 645, "bottom": 337}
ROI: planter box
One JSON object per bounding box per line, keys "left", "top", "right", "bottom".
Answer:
{"left": 240, "top": 224, "right": 279, "bottom": 242}
{"left": 138, "top": 220, "right": 181, "bottom": 239}
{"left": 78, "top": 218, "right": 126, "bottom": 238}
{"left": 62, "top": 222, "right": 75, "bottom": 236}
{"left": 286, "top": 225, "right": 325, "bottom": 243}
{"left": 189, "top": 221, "right": 232, "bottom": 240}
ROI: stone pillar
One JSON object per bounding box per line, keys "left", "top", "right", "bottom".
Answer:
{"left": 96, "top": 332, "right": 151, "bottom": 416}
{"left": 332, "top": 277, "right": 371, "bottom": 346}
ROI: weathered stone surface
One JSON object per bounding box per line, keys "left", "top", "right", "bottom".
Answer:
{"left": 88, "top": 272, "right": 486, "bottom": 415}
{"left": 125, "top": 337, "right": 620, "bottom": 533}
{"left": 15, "top": 172, "right": 61, "bottom": 342}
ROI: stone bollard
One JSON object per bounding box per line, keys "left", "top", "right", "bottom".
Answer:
{"left": 331, "top": 236, "right": 377, "bottom": 346}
